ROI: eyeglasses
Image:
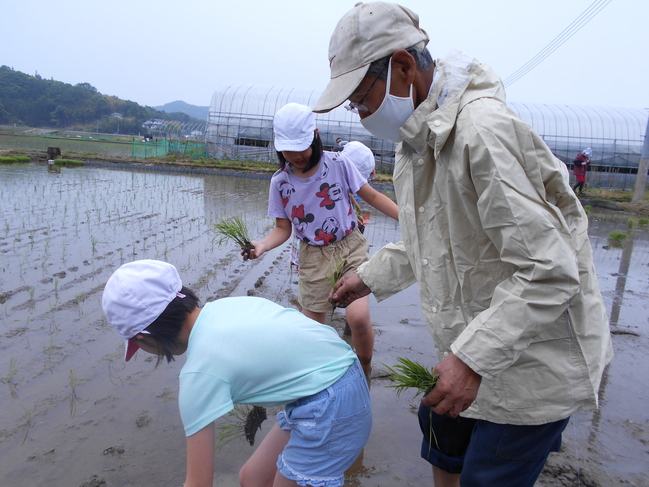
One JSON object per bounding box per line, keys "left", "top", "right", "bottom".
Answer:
{"left": 345, "top": 65, "right": 388, "bottom": 114}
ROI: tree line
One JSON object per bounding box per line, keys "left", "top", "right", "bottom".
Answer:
{"left": 0, "top": 66, "right": 201, "bottom": 135}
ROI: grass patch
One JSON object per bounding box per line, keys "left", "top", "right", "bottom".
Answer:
{"left": 0, "top": 156, "right": 30, "bottom": 164}
{"left": 65, "top": 151, "right": 99, "bottom": 156}
{"left": 587, "top": 188, "right": 635, "bottom": 202}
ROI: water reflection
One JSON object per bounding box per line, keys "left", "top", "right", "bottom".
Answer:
{"left": 573, "top": 208, "right": 649, "bottom": 479}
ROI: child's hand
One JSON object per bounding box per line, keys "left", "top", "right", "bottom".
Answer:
{"left": 243, "top": 241, "right": 265, "bottom": 261}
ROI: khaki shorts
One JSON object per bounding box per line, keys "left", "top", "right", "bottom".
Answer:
{"left": 298, "top": 228, "right": 370, "bottom": 313}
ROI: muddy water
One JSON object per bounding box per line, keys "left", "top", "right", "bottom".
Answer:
{"left": 0, "top": 163, "right": 647, "bottom": 487}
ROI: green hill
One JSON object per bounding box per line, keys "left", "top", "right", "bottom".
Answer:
{"left": 155, "top": 100, "right": 209, "bottom": 120}
{"left": 0, "top": 66, "right": 203, "bottom": 135}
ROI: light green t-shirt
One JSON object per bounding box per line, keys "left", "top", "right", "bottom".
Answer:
{"left": 178, "top": 296, "right": 357, "bottom": 436}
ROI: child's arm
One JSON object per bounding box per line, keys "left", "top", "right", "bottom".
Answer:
{"left": 244, "top": 218, "right": 292, "bottom": 260}
{"left": 184, "top": 422, "right": 215, "bottom": 487}
{"left": 357, "top": 184, "right": 399, "bottom": 221}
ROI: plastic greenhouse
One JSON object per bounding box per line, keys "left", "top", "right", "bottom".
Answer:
{"left": 207, "top": 84, "right": 648, "bottom": 190}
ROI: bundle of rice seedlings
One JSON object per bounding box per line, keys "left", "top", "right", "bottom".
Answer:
{"left": 213, "top": 216, "right": 254, "bottom": 256}
{"left": 215, "top": 405, "right": 267, "bottom": 449}
{"left": 381, "top": 357, "right": 438, "bottom": 397}
{"left": 382, "top": 357, "right": 440, "bottom": 451}
{"left": 244, "top": 405, "right": 267, "bottom": 445}
{"left": 608, "top": 231, "right": 627, "bottom": 242}
{"left": 325, "top": 257, "right": 347, "bottom": 313}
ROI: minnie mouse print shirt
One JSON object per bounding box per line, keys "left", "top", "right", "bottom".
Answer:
{"left": 267, "top": 151, "right": 367, "bottom": 245}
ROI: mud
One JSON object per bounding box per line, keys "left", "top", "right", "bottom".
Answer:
{"left": 0, "top": 163, "right": 648, "bottom": 486}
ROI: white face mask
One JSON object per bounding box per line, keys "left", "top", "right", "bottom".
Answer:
{"left": 360, "top": 59, "right": 415, "bottom": 143}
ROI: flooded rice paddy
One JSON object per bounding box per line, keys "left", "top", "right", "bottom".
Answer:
{"left": 1, "top": 162, "right": 648, "bottom": 486}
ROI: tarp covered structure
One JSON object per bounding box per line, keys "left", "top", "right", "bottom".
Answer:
{"left": 207, "top": 84, "right": 648, "bottom": 188}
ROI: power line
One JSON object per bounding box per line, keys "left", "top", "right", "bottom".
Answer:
{"left": 503, "top": 0, "right": 612, "bottom": 87}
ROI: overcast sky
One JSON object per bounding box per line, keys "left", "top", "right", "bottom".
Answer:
{"left": 3, "top": 0, "right": 647, "bottom": 112}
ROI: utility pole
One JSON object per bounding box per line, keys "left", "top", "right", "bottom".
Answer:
{"left": 632, "top": 113, "right": 649, "bottom": 203}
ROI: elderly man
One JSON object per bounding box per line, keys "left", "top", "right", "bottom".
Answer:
{"left": 316, "top": 2, "right": 613, "bottom": 486}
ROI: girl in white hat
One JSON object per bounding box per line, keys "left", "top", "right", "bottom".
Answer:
{"left": 102, "top": 259, "right": 372, "bottom": 487}
{"left": 245, "top": 103, "right": 398, "bottom": 378}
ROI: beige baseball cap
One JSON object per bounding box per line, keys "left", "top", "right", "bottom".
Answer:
{"left": 314, "top": 2, "right": 429, "bottom": 113}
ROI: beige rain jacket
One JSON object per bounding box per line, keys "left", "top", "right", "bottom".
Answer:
{"left": 358, "top": 54, "right": 613, "bottom": 425}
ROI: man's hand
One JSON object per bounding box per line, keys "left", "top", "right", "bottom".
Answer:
{"left": 421, "top": 354, "right": 481, "bottom": 418}
{"left": 329, "top": 273, "right": 371, "bottom": 307}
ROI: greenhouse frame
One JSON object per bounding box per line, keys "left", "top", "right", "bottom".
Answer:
{"left": 206, "top": 84, "right": 648, "bottom": 190}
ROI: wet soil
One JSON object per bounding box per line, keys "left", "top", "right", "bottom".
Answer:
{"left": 0, "top": 163, "right": 648, "bottom": 486}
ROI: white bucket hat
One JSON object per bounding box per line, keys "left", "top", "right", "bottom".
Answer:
{"left": 342, "top": 141, "right": 376, "bottom": 179}
{"left": 273, "top": 103, "right": 316, "bottom": 152}
{"left": 102, "top": 260, "right": 182, "bottom": 361}
{"left": 314, "top": 2, "right": 429, "bottom": 113}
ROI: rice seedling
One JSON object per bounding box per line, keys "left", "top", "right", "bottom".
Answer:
{"left": 628, "top": 219, "right": 635, "bottom": 229}
{"left": 325, "top": 257, "right": 347, "bottom": 313}
{"left": 213, "top": 216, "right": 254, "bottom": 256}
{"left": 639, "top": 218, "right": 649, "bottom": 225}
{"left": 215, "top": 405, "right": 268, "bottom": 449}
{"left": 0, "top": 357, "right": 20, "bottom": 399}
{"left": 19, "top": 405, "right": 36, "bottom": 445}
{"left": 68, "top": 369, "right": 87, "bottom": 418}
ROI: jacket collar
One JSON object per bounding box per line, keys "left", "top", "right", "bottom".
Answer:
{"left": 399, "top": 54, "right": 506, "bottom": 159}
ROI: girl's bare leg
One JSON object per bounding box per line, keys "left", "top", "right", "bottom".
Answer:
{"left": 344, "top": 295, "right": 374, "bottom": 375}
{"left": 239, "top": 424, "right": 294, "bottom": 487}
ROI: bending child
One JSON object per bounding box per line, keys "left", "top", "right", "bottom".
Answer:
{"left": 245, "top": 103, "right": 399, "bottom": 376}
{"left": 102, "top": 259, "right": 371, "bottom": 487}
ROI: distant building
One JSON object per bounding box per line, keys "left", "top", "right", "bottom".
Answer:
{"left": 142, "top": 118, "right": 166, "bottom": 131}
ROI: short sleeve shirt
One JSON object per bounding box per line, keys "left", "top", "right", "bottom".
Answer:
{"left": 267, "top": 151, "right": 367, "bottom": 245}
{"left": 178, "top": 297, "right": 357, "bottom": 436}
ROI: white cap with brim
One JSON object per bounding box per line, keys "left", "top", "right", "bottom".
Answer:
{"left": 342, "top": 141, "right": 376, "bottom": 180}
{"left": 102, "top": 260, "right": 182, "bottom": 361}
{"left": 314, "top": 2, "right": 429, "bottom": 113}
{"left": 274, "top": 103, "right": 316, "bottom": 152}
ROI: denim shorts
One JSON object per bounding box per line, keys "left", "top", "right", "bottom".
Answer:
{"left": 418, "top": 404, "right": 569, "bottom": 486}
{"left": 276, "top": 360, "right": 372, "bottom": 487}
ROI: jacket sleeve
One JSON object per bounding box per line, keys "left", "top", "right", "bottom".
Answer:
{"left": 450, "top": 100, "right": 581, "bottom": 381}
{"left": 357, "top": 240, "right": 417, "bottom": 302}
